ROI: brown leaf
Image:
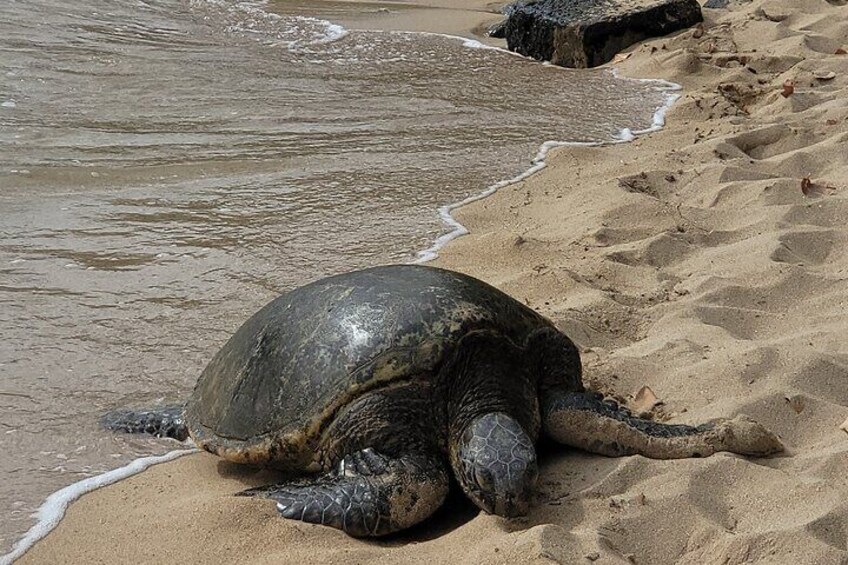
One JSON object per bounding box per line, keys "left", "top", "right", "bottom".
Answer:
{"left": 612, "top": 52, "right": 632, "bottom": 64}
{"left": 814, "top": 70, "right": 837, "bottom": 81}
{"left": 840, "top": 417, "right": 848, "bottom": 434}
{"left": 827, "top": 119, "right": 839, "bottom": 126}
{"left": 781, "top": 80, "right": 795, "bottom": 98}
{"left": 801, "top": 176, "right": 813, "bottom": 195}
{"left": 836, "top": 48, "right": 847, "bottom": 55}
{"left": 801, "top": 177, "right": 837, "bottom": 197}
{"left": 632, "top": 386, "right": 662, "bottom": 413}
{"left": 785, "top": 395, "right": 805, "bottom": 414}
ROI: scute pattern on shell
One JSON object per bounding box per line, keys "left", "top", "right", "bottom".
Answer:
{"left": 185, "top": 265, "right": 554, "bottom": 461}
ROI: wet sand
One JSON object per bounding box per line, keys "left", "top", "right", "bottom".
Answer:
{"left": 271, "top": 0, "right": 507, "bottom": 42}
{"left": 16, "top": 0, "right": 848, "bottom": 563}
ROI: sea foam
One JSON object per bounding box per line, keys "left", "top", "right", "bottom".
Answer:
{"left": 193, "top": 0, "right": 349, "bottom": 50}
{"left": 413, "top": 38, "right": 680, "bottom": 263}
{"left": 0, "top": 449, "right": 195, "bottom": 565}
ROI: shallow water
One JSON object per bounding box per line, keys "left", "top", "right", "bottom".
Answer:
{"left": 0, "top": 0, "right": 670, "bottom": 552}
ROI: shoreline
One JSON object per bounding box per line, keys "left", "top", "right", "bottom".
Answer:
{"left": 14, "top": 0, "right": 848, "bottom": 563}
{"left": 1, "top": 14, "right": 681, "bottom": 562}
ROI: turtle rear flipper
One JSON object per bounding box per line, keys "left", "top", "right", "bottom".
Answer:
{"left": 101, "top": 403, "right": 189, "bottom": 441}
{"left": 542, "top": 389, "right": 783, "bottom": 459}
{"left": 239, "top": 448, "right": 449, "bottom": 537}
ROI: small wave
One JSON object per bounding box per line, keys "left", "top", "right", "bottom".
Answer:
{"left": 0, "top": 449, "right": 195, "bottom": 565}
{"left": 191, "top": 0, "right": 348, "bottom": 51}
{"left": 412, "top": 40, "right": 681, "bottom": 263}
{"left": 297, "top": 17, "right": 348, "bottom": 47}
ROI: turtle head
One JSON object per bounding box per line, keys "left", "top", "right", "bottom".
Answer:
{"left": 452, "top": 412, "right": 538, "bottom": 518}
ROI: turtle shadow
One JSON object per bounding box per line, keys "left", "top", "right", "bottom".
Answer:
{"left": 213, "top": 447, "right": 601, "bottom": 545}
{"left": 216, "top": 460, "right": 288, "bottom": 484}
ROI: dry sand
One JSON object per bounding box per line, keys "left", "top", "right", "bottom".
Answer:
{"left": 18, "top": 0, "right": 848, "bottom": 563}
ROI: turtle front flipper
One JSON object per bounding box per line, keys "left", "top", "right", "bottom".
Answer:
{"left": 101, "top": 403, "right": 189, "bottom": 441}
{"left": 542, "top": 389, "right": 783, "bottom": 459}
{"left": 239, "top": 448, "right": 449, "bottom": 537}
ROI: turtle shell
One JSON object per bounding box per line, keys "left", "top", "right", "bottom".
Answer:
{"left": 185, "top": 264, "right": 553, "bottom": 465}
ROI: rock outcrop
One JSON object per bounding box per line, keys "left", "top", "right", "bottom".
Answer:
{"left": 503, "top": 0, "right": 703, "bottom": 68}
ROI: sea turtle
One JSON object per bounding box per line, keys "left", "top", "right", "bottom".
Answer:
{"left": 104, "top": 264, "right": 783, "bottom": 537}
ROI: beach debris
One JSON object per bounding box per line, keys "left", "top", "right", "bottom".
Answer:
{"left": 840, "top": 418, "right": 848, "bottom": 435}
{"left": 585, "top": 552, "right": 601, "bottom": 562}
{"left": 634, "top": 492, "right": 647, "bottom": 505}
{"left": 612, "top": 52, "right": 632, "bottom": 64}
{"left": 488, "top": 19, "right": 507, "bottom": 39}
{"left": 814, "top": 70, "right": 836, "bottom": 81}
{"left": 801, "top": 176, "right": 813, "bottom": 194}
{"left": 781, "top": 80, "right": 795, "bottom": 98}
{"left": 801, "top": 176, "right": 838, "bottom": 197}
{"left": 836, "top": 48, "right": 847, "bottom": 55}
{"left": 784, "top": 395, "right": 805, "bottom": 414}
{"left": 757, "top": 6, "right": 789, "bottom": 22}
{"left": 632, "top": 386, "right": 663, "bottom": 415}
{"left": 618, "top": 172, "right": 658, "bottom": 197}
{"left": 693, "top": 23, "right": 705, "bottom": 38}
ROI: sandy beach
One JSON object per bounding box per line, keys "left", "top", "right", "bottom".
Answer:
{"left": 16, "top": 0, "right": 848, "bottom": 563}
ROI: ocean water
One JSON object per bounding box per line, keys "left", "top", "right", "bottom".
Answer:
{"left": 0, "top": 0, "right": 674, "bottom": 554}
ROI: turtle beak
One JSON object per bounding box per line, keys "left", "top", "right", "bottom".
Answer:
{"left": 495, "top": 494, "right": 531, "bottom": 518}
{"left": 473, "top": 462, "right": 537, "bottom": 518}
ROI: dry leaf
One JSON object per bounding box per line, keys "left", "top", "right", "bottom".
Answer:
{"left": 801, "top": 176, "right": 813, "bottom": 195}
{"left": 836, "top": 48, "right": 847, "bottom": 55}
{"left": 801, "top": 177, "right": 837, "bottom": 197}
{"left": 814, "top": 71, "right": 837, "bottom": 81}
{"left": 612, "top": 52, "right": 632, "bottom": 64}
{"left": 632, "top": 386, "right": 662, "bottom": 413}
{"left": 781, "top": 80, "right": 795, "bottom": 98}
{"left": 785, "top": 395, "right": 805, "bottom": 414}
{"left": 840, "top": 418, "right": 848, "bottom": 434}
{"left": 827, "top": 119, "right": 839, "bottom": 126}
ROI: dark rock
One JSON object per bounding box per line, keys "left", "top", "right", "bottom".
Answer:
{"left": 703, "top": 0, "right": 729, "bottom": 8}
{"left": 503, "top": 0, "right": 703, "bottom": 68}
{"left": 488, "top": 18, "right": 508, "bottom": 38}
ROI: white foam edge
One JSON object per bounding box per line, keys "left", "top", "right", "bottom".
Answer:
{"left": 292, "top": 15, "right": 349, "bottom": 45}
{"left": 409, "top": 42, "right": 681, "bottom": 263}
{"left": 0, "top": 448, "right": 196, "bottom": 565}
